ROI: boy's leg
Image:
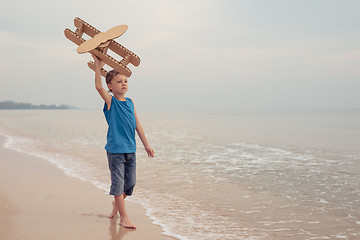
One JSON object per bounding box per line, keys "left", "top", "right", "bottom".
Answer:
{"left": 109, "top": 200, "right": 119, "bottom": 218}
{"left": 107, "top": 152, "right": 136, "bottom": 228}
{"left": 109, "top": 194, "right": 127, "bottom": 218}
{"left": 114, "top": 194, "right": 136, "bottom": 229}
{"left": 107, "top": 152, "right": 127, "bottom": 219}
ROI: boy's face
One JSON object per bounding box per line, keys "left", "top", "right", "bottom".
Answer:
{"left": 108, "top": 74, "right": 128, "bottom": 94}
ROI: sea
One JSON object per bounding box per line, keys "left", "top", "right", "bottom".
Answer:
{"left": 0, "top": 109, "right": 359, "bottom": 240}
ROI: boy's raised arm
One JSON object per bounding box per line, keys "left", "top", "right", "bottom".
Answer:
{"left": 91, "top": 53, "right": 112, "bottom": 107}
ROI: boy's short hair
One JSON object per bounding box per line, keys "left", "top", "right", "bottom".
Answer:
{"left": 105, "top": 70, "right": 120, "bottom": 92}
{"left": 106, "top": 70, "right": 120, "bottom": 84}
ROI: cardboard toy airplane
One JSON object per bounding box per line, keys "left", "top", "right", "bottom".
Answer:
{"left": 64, "top": 17, "right": 140, "bottom": 77}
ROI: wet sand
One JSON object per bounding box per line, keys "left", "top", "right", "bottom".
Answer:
{"left": 0, "top": 137, "right": 174, "bottom": 240}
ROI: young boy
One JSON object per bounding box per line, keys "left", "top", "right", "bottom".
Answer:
{"left": 91, "top": 53, "right": 154, "bottom": 229}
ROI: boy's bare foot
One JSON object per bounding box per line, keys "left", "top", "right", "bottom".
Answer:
{"left": 120, "top": 216, "right": 136, "bottom": 229}
{"left": 109, "top": 200, "right": 118, "bottom": 219}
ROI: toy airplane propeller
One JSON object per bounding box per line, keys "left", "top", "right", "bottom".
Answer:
{"left": 64, "top": 17, "right": 140, "bottom": 77}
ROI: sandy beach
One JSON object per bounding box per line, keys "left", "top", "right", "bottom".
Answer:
{"left": 1, "top": 110, "right": 359, "bottom": 239}
{"left": 0, "top": 136, "right": 173, "bottom": 240}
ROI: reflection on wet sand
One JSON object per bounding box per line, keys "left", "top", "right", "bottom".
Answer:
{"left": 109, "top": 217, "right": 136, "bottom": 240}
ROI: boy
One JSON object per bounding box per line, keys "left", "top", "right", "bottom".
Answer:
{"left": 91, "top": 53, "right": 154, "bottom": 229}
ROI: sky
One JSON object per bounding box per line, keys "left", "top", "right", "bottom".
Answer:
{"left": 1, "top": 0, "right": 359, "bottom": 110}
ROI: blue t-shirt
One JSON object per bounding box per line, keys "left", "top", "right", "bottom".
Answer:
{"left": 103, "top": 96, "right": 136, "bottom": 153}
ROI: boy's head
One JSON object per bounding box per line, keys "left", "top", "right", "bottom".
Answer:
{"left": 105, "top": 70, "right": 128, "bottom": 93}
{"left": 105, "top": 70, "right": 119, "bottom": 92}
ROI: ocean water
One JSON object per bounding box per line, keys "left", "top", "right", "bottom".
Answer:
{"left": 0, "top": 109, "right": 360, "bottom": 240}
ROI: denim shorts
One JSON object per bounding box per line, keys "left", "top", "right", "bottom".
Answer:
{"left": 107, "top": 152, "right": 136, "bottom": 196}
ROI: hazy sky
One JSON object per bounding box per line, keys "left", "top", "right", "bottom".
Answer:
{"left": 1, "top": 0, "right": 359, "bottom": 110}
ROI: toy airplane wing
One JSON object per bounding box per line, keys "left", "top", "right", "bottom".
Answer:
{"left": 77, "top": 25, "right": 128, "bottom": 54}
{"left": 64, "top": 17, "right": 140, "bottom": 77}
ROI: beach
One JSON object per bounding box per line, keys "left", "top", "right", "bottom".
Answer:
{"left": 0, "top": 136, "right": 173, "bottom": 240}
{"left": 1, "top": 109, "right": 360, "bottom": 239}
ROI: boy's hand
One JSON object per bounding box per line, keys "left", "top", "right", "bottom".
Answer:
{"left": 90, "top": 52, "right": 102, "bottom": 69}
{"left": 145, "top": 146, "right": 155, "bottom": 158}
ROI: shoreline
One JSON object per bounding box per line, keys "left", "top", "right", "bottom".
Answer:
{"left": 0, "top": 136, "right": 174, "bottom": 240}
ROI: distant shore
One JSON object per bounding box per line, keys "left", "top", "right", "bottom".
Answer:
{"left": 0, "top": 101, "right": 77, "bottom": 110}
